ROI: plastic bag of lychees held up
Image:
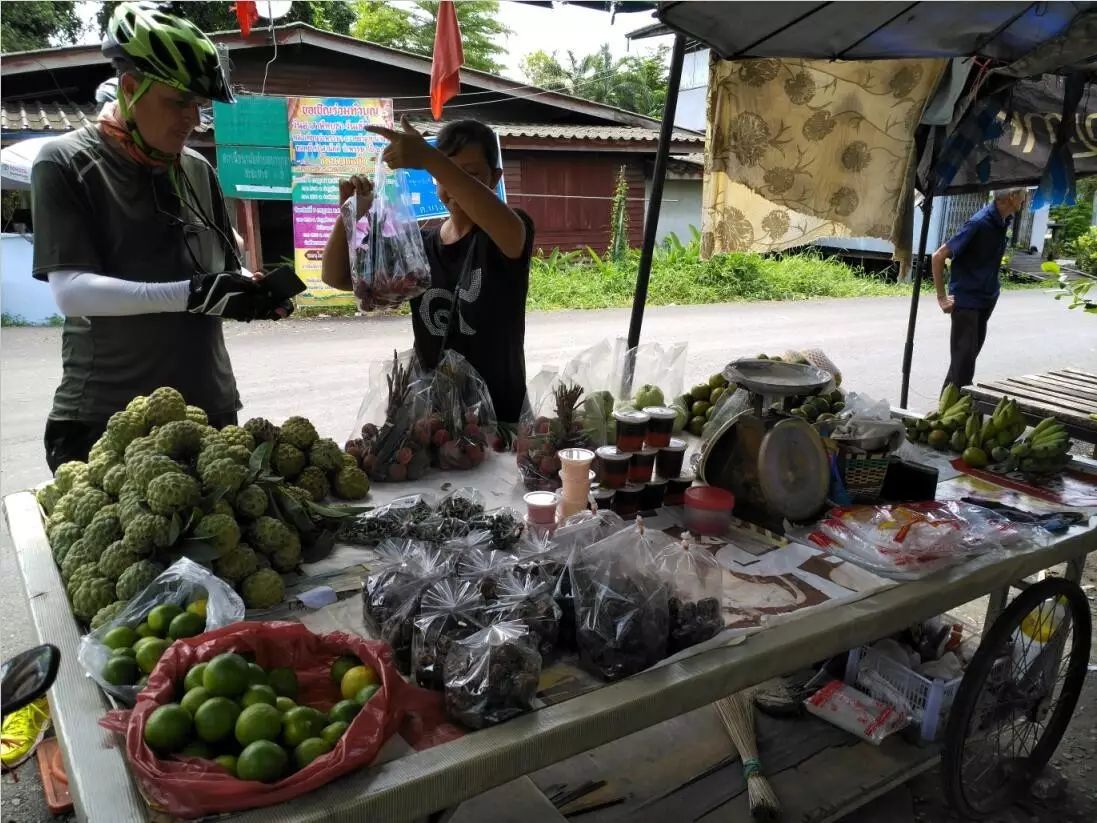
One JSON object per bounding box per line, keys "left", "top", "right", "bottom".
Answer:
{"left": 421, "top": 351, "right": 498, "bottom": 472}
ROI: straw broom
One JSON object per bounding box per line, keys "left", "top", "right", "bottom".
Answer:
{"left": 715, "top": 691, "right": 781, "bottom": 821}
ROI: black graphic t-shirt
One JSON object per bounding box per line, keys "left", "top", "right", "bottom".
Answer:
{"left": 410, "top": 209, "right": 534, "bottom": 423}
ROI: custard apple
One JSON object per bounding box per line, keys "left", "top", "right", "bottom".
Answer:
{"left": 96, "top": 503, "right": 121, "bottom": 522}
{"left": 45, "top": 511, "right": 67, "bottom": 532}
{"left": 126, "top": 395, "right": 150, "bottom": 427}
{"left": 280, "top": 485, "right": 312, "bottom": 506}
{"left": 200, "top": 427, "right": 227, "bottom": 450}
{"left": 333, "top": 467, "right": 370, "bottom": 500}
{"left": 37, "top": 483, "right": 62, "bottom": 515}
{"left": 211, "top": 498, "right": 235, "bottom": 518}
{"left": 87, "top": 450, "right": 121, "bottom": 489}
{"left": 295, "top": 466, "right": 329, "bottom": 502}
{"left": 66, "top": 562, "right": 101, "bottom": 598}
{"left": 83, "top": 514, "right": 123, "bottom": 556}
{"left": 241, "top": 568, "right": 285, "bottom": 609}
{"left": 131, "top": 454, "right": 185, "bottom": 494}
{"left": 250, "top": 516, "right": 294, "bottom": 555}
{"left": 98, "top": 541, "right": 141, "bottom": 580}
{"left": 123, "top": 512, "right": 171, "bottom": 554}
{"left": 146, "top": 387, "right": 187, "bottom": 427}
{"left": 185, "top": 405, "right": 208, "bottom": 425}
{"left": 90, "top": 600, "right": 127, "bottom": 630}
{"left": 223, "top": 444, "right": 251, "bottom": 465}
{"left": 146, "top": 472, "right": 200, "bottom": 516}
{"left": 55, "top": 462, "right": 89, "bottom": 494}
{"left": 243, "top": 417, "right": 280, "bottom": 444}
{"left": 270, "top": 531, "right": 302, "bottom": 573}
{"left": 124, "top": 435, "right": 157, "bottom": 465}
{"left": 101, "top": 464, "right": 128, "bottom": 497}
{"left": 155, "top": 419, "right": 205, "bottom": 459}
{"left": 193, "top": 513, "right": 241, "bottom": 557}
{"left": 272, "top": 443, "right": 306, "bottom": 480}
{"left": 73, "top": 577, "right": 117, "bottom": 622}
{"left": 53, "top": 491, "right": 78, "bottom": 522}
{"left": 118, "top": 494, "right": 146, "bottom": 529}
{"left": 196, "top": 445, "right": 228, "bottom": 479}
{"left": 234, "top": 485, "right": 268, "bottom": 520}
{"left": 72, "top": 488, "right": 111, "bottom": 528}
{"left": 341, "top": 452, "right": 358, "bottom": 469}
{"left": 108, "top": 407, "right": 147, "bottom": 443}
{"left": 201, "top": 458, "right": 248, "bottom": 495}
{"left": 116, "top": 560, "right": 164, "bottom": 601}
{"left": 49, "top": 522, "right": 83, "bottom": 561}
{"left": 279, "top": 416, "right": 318, "bottom": 450}
{"left": 308, "top": 438, "right": 343, "bottom": 473}
{"left": 60, "top": 541, "right": 93, "bottom": 582}
{"left": 213, "top": 543, "right": 259, "bottom": 583}
{"left": 220, "top": 425, "right": 256, "bottom": 453}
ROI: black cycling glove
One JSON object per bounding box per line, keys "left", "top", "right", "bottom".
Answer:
{"left": 187, "top": 271, "right": 265, "bottom": 321}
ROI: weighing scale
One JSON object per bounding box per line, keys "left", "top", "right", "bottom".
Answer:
{"left": 698, "top": 359, "right": 832, "bottom": 531}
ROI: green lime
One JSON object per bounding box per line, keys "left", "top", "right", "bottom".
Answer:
{"left": 328, "top": 699, "right": 361, "bottom": 725}
{"left": 135, "top": 638, "right": 171, "bottom": 674}
{"left": 135, "top": 622, "right": 155, "bottom": 638}
{"left": 186, "top": 597, "right": 207, "bottom": 619}
{"left": 179, "top": 741, "right": 213, "bottom": 759}
{"left": 246, "top": 663, "right": 268, "bottom": 687}
{"left": 111, "top": 646, "right": 137, "bottom": 659}
{"left": 102, "top": 656, "right": 139, "bottom": 686}
{"left": 214, "top": 754, "right": 237, "bottom": 776}
{"left": 144, "top": 703, "right": 192, "bottom": 753}
{"left": 241, "top": 685, "right": 277, "bottom": 708}
{"left": 235, "top": 703, "right": 282, "bottom": 746}
{"left": 275, "top": 697, "right": 296, "bottom": 713}
{"left": 147, "top": 604, "right": 184, "bottom": 637}
{"left": 168, "top": 611, "right": 205, "bottom": 640}
{"left": 330, "top": 655, "right": 360, "bottom": 685}
{"left": 266, "top": 667, "right": 298, "bottom": 699}
{"left": 203, "top": 653, "right": 250, "bottom": 698}
{"left": 194, "top": 696, "right": 240, "bottom": 743}
{"left": 281, "top": 716, "right": 315, "bottom": 749}
{"left": 103, "top": 626, "right": 139, "bottom": 650}
{"left": 236, "top": 740, "right": 287, "bottom": 783}
{"left": 180, "top": 686, "right": 212, "bottom": 717}
{"left": 320, "top": 721, "right": 348, "bottom": 747}
{"left": 293, "top": 737, "right": 331, "bottom": 770}
{"left": 183, "top": 663, "right": 208, "bottom": 692}
{"left": 354, "top": 684, "right": 380, "bottom": 705}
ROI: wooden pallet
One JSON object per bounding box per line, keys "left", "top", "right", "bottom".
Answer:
{"left": 966, "top": 368, "right": 1097, "bottom": 445}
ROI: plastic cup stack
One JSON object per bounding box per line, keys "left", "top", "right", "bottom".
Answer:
{"left": 558, "top": 448, "right": 595, "bottom": 519}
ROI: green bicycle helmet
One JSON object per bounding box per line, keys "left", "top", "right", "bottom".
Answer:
{"left": 103, "top": 1, "right": 233, "bottom": 103}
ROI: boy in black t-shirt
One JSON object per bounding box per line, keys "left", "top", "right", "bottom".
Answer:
{"left": 322, "top": 119, "right": 534, "bottom": 423}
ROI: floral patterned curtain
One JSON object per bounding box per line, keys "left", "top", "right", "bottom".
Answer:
{"left": 702, "top": 56, "right": 946, "bottom": 261}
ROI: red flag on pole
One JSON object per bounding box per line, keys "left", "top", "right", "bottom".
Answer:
{"left": 430, "top": 0, "right": 464, "bottom": 120}
{"left": 235, "top": 1, "right": 259, "bottom": 37}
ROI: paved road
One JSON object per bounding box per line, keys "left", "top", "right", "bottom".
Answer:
{"left": 1, "top": 289, "right": 1094, "bottom": 820}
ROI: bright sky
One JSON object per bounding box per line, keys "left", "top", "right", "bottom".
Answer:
{"left": 75, "top": 1, "right": 673, "bottom": 80}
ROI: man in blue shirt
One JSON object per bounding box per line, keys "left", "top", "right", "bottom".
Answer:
{"left": 931, "top": 188, "right": 1025, "bottom": 390}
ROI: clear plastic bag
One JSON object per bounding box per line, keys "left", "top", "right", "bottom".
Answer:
{"left": 412, "top": 579, "right": 484, "bottom": 691}
{"left": 560, "top": 339, "right": 626, "bottom": 448}
{"left": 466, "top": 507, "right": 524, "bottom": 552}
{"left": 610, "top": 341, "right": 688, "bottom": 408}
{"left": 457, "top": 548, "right": 517, "bottom": 602}
{"left": 653, "top": 537, "right": 725, "bottom": 653}
{"left": 443, "top": 620, "right": 541, "bottom": 729}
{"left": 405, "top": 515, "right": 472, "bottom": 544}
{"left": 338, "top": 493, "right": 437, "bottom": 545}
{"left": 488, "top": 572, "right": 561, "bottom": 659}
{"left": 516, "top": 369, "right": 595, "bottom": 491}
{"left": 77, "top": 557, "right": 244, "bottom": 705}
{"left": 805, "top": 679, "right": 910, "bottom": 745}
{"left": 437, "top": 487, "right": 486, "bottom": 521}
{"left": 571, "top": 521, "right": 673, "bottom": 680}
{"left": 790, "top": 501, "right": 1047, "bottom": 580}
{"left": 429, "top": 352, "right": 498, "bottom": 469}
{"left": 344, "top": 156, "right": 431, "bottom": 312}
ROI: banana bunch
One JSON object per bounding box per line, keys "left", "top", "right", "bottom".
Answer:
{"left": 1006, "top": 417, "right": 1073, "bottom": 476}
{"left": 904, "top": 384, "right": 973, "bottom": 449}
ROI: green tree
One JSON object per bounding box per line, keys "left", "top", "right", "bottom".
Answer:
{"left": 352, "top": 1, "right": 510, "bottom": 73}
{"left": 96, "top": 2, "right": 356, "bottom": 36}
{"left": 520, "top": 44, "right": 669, "bottom": 116}
{"left": 1049, "top": 176, "right": 1097, "bottom": 254}
{"left": 0, "top": 1, "right": 84, "bottom": 52}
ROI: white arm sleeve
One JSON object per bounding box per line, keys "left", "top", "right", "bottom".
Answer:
{"left": 48, "top": 271, "right": 191, "bottom": 317}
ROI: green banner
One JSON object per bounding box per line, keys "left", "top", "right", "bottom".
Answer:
{"left": 212, "top": 96, "right": 288, "bottom": 147}
{"left": 215, "top": 145, "right": 291, "bottom": 199}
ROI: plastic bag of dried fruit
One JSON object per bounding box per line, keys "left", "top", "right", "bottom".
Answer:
{"left": 412, "top": 578, "right": 485, "bottom": 691}
{"left": 487, "top": 572, "right": 561, "bottom": 659}
{"left": 652, "top": 536, "right": 725, "bottom": 654}
{"left": 443, "top": 619, "right": 541, "bottom": 729}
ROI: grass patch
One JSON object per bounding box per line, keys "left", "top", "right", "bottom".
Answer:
{"left": 2, "top": 313, "right": 64, "bottom": 327}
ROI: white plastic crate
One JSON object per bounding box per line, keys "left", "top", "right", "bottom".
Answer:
{"left": 844, "top": 645, "right": 963, "bottom": 742}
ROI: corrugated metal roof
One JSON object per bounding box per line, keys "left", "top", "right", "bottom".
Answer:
{"left": 2, "top": 101, "right": 701, "bottom": 146}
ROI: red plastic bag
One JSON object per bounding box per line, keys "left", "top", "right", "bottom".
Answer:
{"left": 99, "top": 622, "right": 460, "bottom": 818}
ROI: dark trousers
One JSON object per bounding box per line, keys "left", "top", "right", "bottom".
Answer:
{"left": 44, "top": 412, "right": 238, "bottom": 474}
{"left": 943, "top": 303, "right": 995, "bottom": 392}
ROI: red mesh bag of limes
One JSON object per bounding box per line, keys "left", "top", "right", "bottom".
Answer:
{"left": 99, "top": 620, "right": 460, "bottom": 817}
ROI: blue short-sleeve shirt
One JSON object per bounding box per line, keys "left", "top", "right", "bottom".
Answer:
{"left": 945, "top": 202, "right": 1011, "bottom": 310}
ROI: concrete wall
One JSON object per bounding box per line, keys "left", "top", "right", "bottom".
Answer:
{"left": 644, "top": 178, "right": 703, "bottom": 244}
{"left": 1, "top": 234, "right": 59, "bottom": 324}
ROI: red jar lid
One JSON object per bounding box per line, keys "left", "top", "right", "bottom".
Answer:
{"left": 685, "top": 486, "right": 735, "bottom": 512}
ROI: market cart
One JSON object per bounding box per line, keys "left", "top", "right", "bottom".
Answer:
{"left": 6, "top": 448, "right": 1095, "bottom": 822}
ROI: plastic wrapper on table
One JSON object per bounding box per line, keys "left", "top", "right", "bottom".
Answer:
{"left": 337, "top": 493, "right": 437, "bottom": 546}
{"left": 653, "top": 537, "right": 725, "bottom": 654}
{"left": 487, "top": 572, "right": 561, "bottom": 659}
{"left": 804, "top": 679, "right": 910, "bottom": 745}
{"left": 788, "top": 500, "right": 1048, "bottom": 581}
{"left": 77, "top": 557, "right": 244, "bottom": 705}
{"left": 466, "top": 507, "right": 524, "bottom": 552}
{"left": 405, "top": 515, "right": 472, "bottom": 544}
{"left": 437, "top": 487, "right": 485, "bottom": 521}
{"left": 412, "top": 579, "right": 484, "bottom": 691}
{"left": 98, "top": 622, "right": 459, "bottom": 818}
{"left": 443, "top": 620, "right": 541, "bottom": 730}
{"left": 571, "top": 521, "right": 673, "bottom": 680}
{"left": 343, "top": 158, "right": 431, "bottom": 313}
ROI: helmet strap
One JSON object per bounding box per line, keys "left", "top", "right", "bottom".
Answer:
{"left": 117, "top": 74, "right": 179, "bottom": 164}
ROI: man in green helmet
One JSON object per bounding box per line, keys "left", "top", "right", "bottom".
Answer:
{"left": 31, "top": 2, "right": 290, "bottom": 472}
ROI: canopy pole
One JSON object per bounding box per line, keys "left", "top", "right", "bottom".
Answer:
{"left": 626, "top": 33, "right": 686, "bottom": 353}
{"left": 900, "top": 191, "right": 935, "bottom": 409}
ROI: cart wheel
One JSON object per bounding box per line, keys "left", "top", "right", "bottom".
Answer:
{"left": 941, "top": 577, "right": 1091, "bottom": 818}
